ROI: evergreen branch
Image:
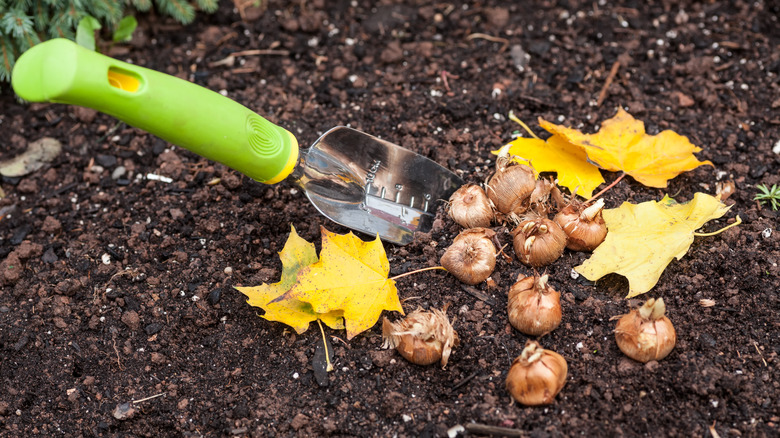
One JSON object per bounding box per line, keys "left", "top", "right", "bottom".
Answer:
{"left": 157, "top": 0, "right": 195, "bottom": 24}
{"left": 0, "top": 35, "right": 15, "bottom": 81}
{"left": 18, "top": 25, "right": 41, "bottom": 50}
{"left": 195, "top": 0, "right": 218, "bottom": 13}
{"left": 0, "top": 0, "right": 221, "bottom": 84}
{"left": 128, "top": 0, "right": 152, "bottom": 12}
{"left": 1, "top": 8, "right": 35, "bottom": 38}
{"left": 33, "top": 0, "right": 50, "bottom": 32}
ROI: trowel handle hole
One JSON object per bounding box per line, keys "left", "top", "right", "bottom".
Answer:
{"left": 107, "top": 67, "right": 142, "bottom": 92}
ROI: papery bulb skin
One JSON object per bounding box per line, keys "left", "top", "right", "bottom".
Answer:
{"left": 512, "top": 217, "right": 567, "bottom": 267}
{"left": 507, "top": 274, "right": 562, "bottom": 336}
{"left": 554, "top": 198, "right": 607, "bottom": 252}
{"left": 382, "top": 308, "right": 459, "bottom": 368}
{"left": 441, "top": 228, "right": 497, "bottom": 285}
{"left": 448, "top": 184, "right": 494, "bottom": 228}
{"left": 486, "top": 158, "right": 536, "bottom": 216}
{"left": 528, "top": 178, "right": 554, "bottom": 214}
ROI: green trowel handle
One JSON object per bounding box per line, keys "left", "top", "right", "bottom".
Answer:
{"left": 11, "top": 38, "right": 298, "bottom": 184}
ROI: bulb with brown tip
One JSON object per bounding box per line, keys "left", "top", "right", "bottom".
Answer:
{"left": 554, "top": 198, "right": 608, "bottom": 252}
{"left": 486, "top": 155, "right": 536, "bottom": 216}
{"left": 615, "top": 298, "right": 676, "bottom": 363}
{"left": 447, "top": 184, "right": 493, "bottom": 228}
{"left": 507, "top": 273, "right": 562, "bottom": 336}
{"left": 382, "top": 307, "right": 459, "bottom": 368}
{"left": 511, "top": 217, "right": 567, "bottom": 267}
{"left": 440, "top": 228, "right": 497, "bottom": 285}
{"left": 505, "top": 341, "right": 567, "bottom": 406}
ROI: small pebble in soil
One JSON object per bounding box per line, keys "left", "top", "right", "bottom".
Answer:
{"left": 145, "top": 323, "right": 163, "bottom": 336}
{"left": 112, "top": 402, "right": 136, "bottom": 420}
{"left": 42, "top": 248, "right": 58, "bottom": 263}
{"left": 96, "top": 154, "right": 117, "bottom": 167}
{"left": 749, "top": 165, "right": 768, "bottom": 178}
{"left": 10, "top": 225, "right": 31, "bottom": 245}
{"left": 2, "top": 176, "right": 21, "bottom": 186}
{"left": 699, "top": 332, "right": 717, "bottom": 348}
{"left": 207, "top": 288, "right": 222, "bottom": 305}
{"left": 112, "top": 166, "right": 126, "bottom": 179}
{"left": 13, "top": 335, "right": 28, "bottom": 351}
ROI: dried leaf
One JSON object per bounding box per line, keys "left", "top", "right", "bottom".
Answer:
{"left": 278, "top": 226, "right": 403, "bottom": 339}
{"left": 575, "top": 193, "right": 731, "bottom": 297}
{"left": 500, "top": 135, "right": 605, "bottom": 198}
{"left": 0, "top": 137, "right": 62, "bottom": 177}
{"left": 235, "top": 225, "right": 345, "bottom": 334}
{"left": 239, "top": 225, "right": 403, "bottom": 340}
{"left": 539, "top": 109, "right": 712, "bottom": 188}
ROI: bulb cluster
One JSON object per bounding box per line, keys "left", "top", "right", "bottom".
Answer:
{"left": 435, "top": 145, "right": 679, "bottom": 410}
{"left": 447, "top": 151, "right": 608, "bottom": 274}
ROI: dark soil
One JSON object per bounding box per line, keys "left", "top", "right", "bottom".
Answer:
{"left": 1, "top": 1, "right": 779, "bottom": 436}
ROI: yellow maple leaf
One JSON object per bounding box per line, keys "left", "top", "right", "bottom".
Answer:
{"left": 279, "top": 226, "right": 403, "bottom": 340}
{"left": 235, "top": 225, "right": 345, "bottom": 334}
{"left": 502, "top": 135, "right": 605, "bottom": 198}
{"left": 575, "top": 193, "right": 732, "bottom": 298}
{"left": 539, "top": 108, "right": 713, "bottom": 188}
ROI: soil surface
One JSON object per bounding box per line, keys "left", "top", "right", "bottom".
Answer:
{"left": 1, "top": 1, "right": 779, "bottom": 436}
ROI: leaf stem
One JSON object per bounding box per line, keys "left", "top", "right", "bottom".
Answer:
{"left": 587, "top": 172, "right": 626, "bottom": 203}
{"left": 694, "top": 215, "right": 742, "bottom": 237}
{"left": 508, "top": 111, "right": 540, "bottom": 139}
{"left": 316, "top": 319, "right": 334, "bottom": 372}
{"left": 390, "top": 266, "right": 447, "bottom": 281}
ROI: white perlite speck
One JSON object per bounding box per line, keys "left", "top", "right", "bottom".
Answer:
{"left": 772, "top": 139, "right": 780, "bottom": 155}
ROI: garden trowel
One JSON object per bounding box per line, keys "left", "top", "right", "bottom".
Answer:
{"left": 12, "top": 38, "right": 462, "bottom": 245}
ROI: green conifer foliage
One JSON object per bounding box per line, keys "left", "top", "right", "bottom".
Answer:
{"left": 0, "top": 0, "right": 219, "bottom": 81}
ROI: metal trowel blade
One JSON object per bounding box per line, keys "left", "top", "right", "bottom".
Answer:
{"left": 288, "top": 127, "right": 463, "bottom": 245}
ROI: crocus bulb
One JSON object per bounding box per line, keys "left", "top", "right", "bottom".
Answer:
{"left": 528, "top": 177, "right": 554, "bottom": 214}
{"left": 486, "top": 154, "right": 536, "bottom": 216}
{"left": 511, "top": 217, "right": 567, "bottom": 267}
{"left": 505, "top": 341, "right": 567, "bottom": 406}
{"left": 448, "top": 184, "right": 493, "bottom": 228}
{"left": 507, "top": 274, "right": 562, "bottom": 336}
{"left": 441, "top": 228, "right": 497, "bottom": 285}
{"left": 615, "top": 298, "right": 676, "bottom": 363}
{"left": 382, "top": 307, "right": 459, "bottom": 368}
{"left": 554, "top": 198, "right": 607, "bottom": 252}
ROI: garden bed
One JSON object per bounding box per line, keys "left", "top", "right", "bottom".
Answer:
{"left": 1, "top": 1, "right": 778, "bottom": 436}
